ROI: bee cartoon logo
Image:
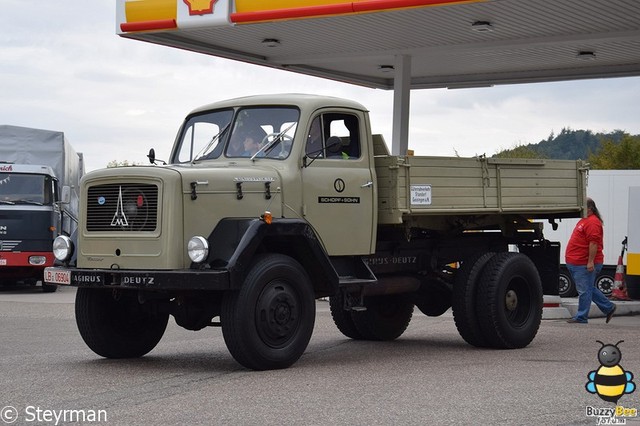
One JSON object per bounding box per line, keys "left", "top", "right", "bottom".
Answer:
{"left": 586, "top": 340, "right": 636, "bottom": 403}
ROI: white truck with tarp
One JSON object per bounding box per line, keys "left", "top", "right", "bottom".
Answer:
{"left": 0, "top": 125, "right": 84, "bottom": 291}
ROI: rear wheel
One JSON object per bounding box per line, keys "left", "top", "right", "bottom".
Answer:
{"left": 75, "top": 288, "right": 168, "bottom": 358}
{"left": 351, "top": 294, "right": 413, "bottom": 341}
{"left": 476, "top": 252, "right": 543, "bottom": 349}
{"left": 452, "top": 252, "right": 495, "bottom": 347}
{"left": 221, "top": 254, "right": 315, "bottom": 370}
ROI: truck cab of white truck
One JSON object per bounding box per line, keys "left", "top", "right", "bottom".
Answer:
{"left": 45, "top": 94, "right": 587, "bottom": 370}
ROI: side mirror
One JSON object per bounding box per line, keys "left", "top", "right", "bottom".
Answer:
{"left": 60, "top": 186, "right": 71, "bottom": 204}
{"left": 147, "top": 148, "right": 167, "bottom": 165}
{"left": 147, "top": 148, "right": 156, "bottom": 164}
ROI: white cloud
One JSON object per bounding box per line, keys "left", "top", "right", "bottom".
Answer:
{"left": 1, "top": 0, "right": 639, "bottom": 171}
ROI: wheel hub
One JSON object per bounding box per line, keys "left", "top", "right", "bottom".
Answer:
{"left": 505, "top": 289, "right": 518, "bottom": 311}
{"left": 273, "top": 297, "right": 293, "bottom": 326}
{"left": 256, "top": 284, "right": 299, "bottom": 347}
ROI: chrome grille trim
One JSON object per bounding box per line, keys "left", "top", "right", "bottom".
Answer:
{"left": 86, "top": 183, "right": 158, "bottom": 232}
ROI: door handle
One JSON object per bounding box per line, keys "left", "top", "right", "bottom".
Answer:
{"left": 361, "top": 181, "right": 373, "bottom": 188}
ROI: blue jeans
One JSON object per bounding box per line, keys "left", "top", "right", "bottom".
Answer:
{"left": 567, "top": 263, "right": 614, "bottom": 323}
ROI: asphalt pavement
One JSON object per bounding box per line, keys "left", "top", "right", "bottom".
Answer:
{"left": 1, "top": 285, "right": 640, "bottom": 426}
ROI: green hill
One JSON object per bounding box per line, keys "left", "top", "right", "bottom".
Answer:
{"left": 494, "top": 128, "right": 630, "bottom": 160}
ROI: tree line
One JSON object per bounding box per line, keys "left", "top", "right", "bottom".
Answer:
{"left": 493, "top": 129, "right": 640, "bottom": 169}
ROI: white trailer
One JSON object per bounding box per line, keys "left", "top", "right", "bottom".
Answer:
{"left": 545, "top": 170, "right": 640, "bottom": 296}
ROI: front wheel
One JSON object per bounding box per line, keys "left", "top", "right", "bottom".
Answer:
{"left": 75, "top": 288, "right": 169, "bottom": 358}
{"left": 221, "top": 254, "right": 315, "bottom": 370}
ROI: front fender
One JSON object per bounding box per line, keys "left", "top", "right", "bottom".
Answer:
{"left": 205, "top": 218, "right": 339, "bottom": 294}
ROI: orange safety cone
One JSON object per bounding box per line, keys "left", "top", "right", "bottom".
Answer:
{"left": 611, "top": 237, "right": 630, "bottom": 300}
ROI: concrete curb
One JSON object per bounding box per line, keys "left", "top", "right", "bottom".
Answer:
{"left": 561, "top": 297, "right": 640, "bottom": 319}
{"left": 543, "top": 295, "right": 571, "bottom": 320}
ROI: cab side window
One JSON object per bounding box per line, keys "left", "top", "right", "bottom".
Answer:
{"left": 306, "top": 113, "right": 361, "bottom": 160}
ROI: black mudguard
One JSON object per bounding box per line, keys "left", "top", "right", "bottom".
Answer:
{"left": 206, "top": 218, "right": 339, "bottom": 295}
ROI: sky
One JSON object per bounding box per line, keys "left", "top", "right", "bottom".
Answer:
{"left": 2, "top": 1, "right": 640, "bottom": 173}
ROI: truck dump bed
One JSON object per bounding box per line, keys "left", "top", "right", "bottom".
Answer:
{"left": 375, "top": 155, "right": 588, "bottom": 225}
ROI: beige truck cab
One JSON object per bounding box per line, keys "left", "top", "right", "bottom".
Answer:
{"left": 45, "top": 94, "right": 586, "bottom": 370}
{"left": 172, "top": 94, "right": 377, "bottom": 256}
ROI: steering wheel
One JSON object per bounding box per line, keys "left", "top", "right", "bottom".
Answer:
{"left": 261, "top": 132, "right": 294, "bottom": 158}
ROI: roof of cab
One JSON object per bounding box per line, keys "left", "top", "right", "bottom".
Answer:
{"left": 188, "top": 93, "right": 369, "bottom": 116}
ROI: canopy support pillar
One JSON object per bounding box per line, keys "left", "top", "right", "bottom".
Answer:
{"left": 391, "top": 54, "right": 411, "bottom": 156}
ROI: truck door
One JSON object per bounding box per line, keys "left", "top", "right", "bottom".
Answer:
{"left": 301, "top": 111, "right": 375, "bottom": 255}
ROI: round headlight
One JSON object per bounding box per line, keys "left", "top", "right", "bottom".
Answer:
{"left": 53, "top": 235, "right": 73, "bottom": 262}
{"left": 188, "top": 236, "right": 209, "bottom": 263}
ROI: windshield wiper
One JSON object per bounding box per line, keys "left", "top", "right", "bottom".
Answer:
{"left": 303, "top": 138, "right": 341, "bottom": 167}
{"left": 0, "top": 200, "right": 15, "bottom": 205}
{"left": 303, "top": 148, "right": 324, "bottom": 168}
{"left": 193, "top": 123, "right": 230, "bottom": 162}
{"left": 251, "top": 122, "right": 296, "bottom": 161}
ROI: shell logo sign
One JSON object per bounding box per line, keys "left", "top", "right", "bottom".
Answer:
{"left": 183, "top": 0, "right": 217, "bottom": 15}
{"left": 117, "top": 0, "right": 480, "bottom": 33}
{"left": 117, "top": 0, "right": 230, "bottom": 33}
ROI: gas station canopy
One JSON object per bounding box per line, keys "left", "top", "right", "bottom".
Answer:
{"left": 117, "top": 0, "right": 640, "bottom": 90}
{"left": 117, "top": 0, "right": 640, "bottom": 154}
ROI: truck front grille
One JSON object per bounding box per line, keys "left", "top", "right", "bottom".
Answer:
{"left": 86, "top": 183, "right": 158, "bottom": 232}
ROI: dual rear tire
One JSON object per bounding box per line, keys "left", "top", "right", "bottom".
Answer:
{"left": 330, "top": 252, "right": 542, "bottom": 349}
{"left": 452, "top": 252, "right": 543, "bottom": 349}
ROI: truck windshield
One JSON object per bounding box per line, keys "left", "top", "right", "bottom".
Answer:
{"left": 0, "top": 173, "right": 52, "bottom": 205}
{"left": 173, "top": 106, "right": 300, "bottom": 163}
{"left": 225, "top": 107, "right": 299, "bottom": 159}
{"left": 174, "top": 109, "right": 234, "bottom": 163}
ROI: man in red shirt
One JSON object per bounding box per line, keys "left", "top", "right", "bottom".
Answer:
{"left": 566, "top": 198, "right": 616, "bottom": 324}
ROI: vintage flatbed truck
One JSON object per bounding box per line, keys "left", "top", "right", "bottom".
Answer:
{"left": 44, "top": 94, "right": 587, "bottom": 370}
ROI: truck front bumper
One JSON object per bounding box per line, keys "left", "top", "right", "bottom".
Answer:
{"left": 43, "top": 266, "right": 230, "bottom": 291}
